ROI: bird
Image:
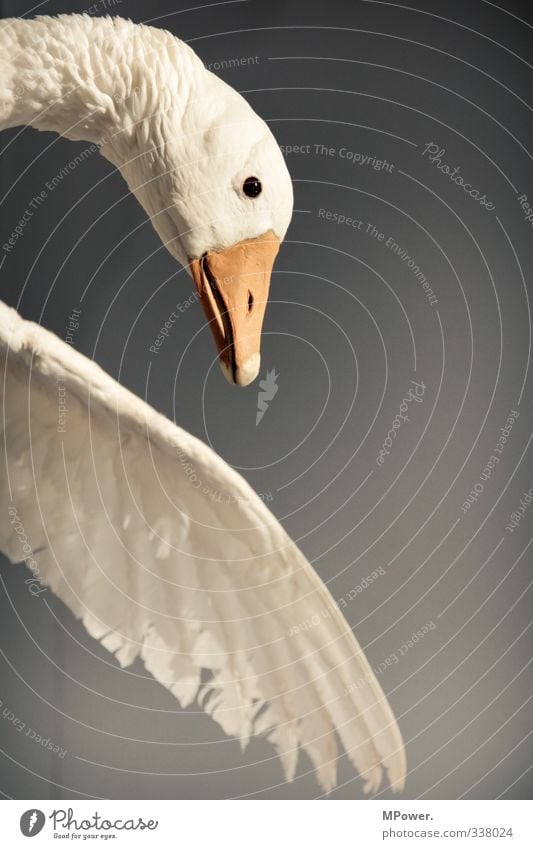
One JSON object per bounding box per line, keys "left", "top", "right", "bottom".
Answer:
{"left": 0, "top": 14, "right": 406, "bottom": 794}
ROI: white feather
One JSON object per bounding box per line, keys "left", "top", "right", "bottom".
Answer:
{"left": 0, "top": 301, "right": 405, "bottom": 793}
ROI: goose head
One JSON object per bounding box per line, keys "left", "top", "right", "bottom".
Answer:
{"left": 102, "top": 69, "right": 293, "bottom": 386}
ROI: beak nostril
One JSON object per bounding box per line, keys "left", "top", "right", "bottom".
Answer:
{"left": 247, "top": 291, "right": 254, "bottom": 313}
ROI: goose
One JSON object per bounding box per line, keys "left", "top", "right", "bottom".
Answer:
{"left": 0, "top": 14, "right": 406, "bottom": 795}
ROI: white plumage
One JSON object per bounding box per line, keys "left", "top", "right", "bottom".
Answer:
{"left": 0, "top": 14, "right": 406, "bottom": 793}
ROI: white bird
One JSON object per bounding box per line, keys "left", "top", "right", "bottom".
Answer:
{"left": 0, "top": 14, "right": 406, "bottom": 794}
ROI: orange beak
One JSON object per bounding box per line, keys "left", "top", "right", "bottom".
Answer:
{"left": 189, "top": 230, "right": 280, "bottom": 386}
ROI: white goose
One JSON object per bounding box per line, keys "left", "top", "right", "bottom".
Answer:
{"left": 0, "top": 14, "right": 406, "bottom": 794}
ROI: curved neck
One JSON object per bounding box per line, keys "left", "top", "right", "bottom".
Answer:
{"left": 0, "top": 14, "right": 201, "bottom": 148}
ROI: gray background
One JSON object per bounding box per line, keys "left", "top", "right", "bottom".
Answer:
{"left": 0, "top": 0, "right": 532, "bottom": 800}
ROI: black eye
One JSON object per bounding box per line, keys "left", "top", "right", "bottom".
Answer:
{"left": 242, "top": 176, "right": 262, "bottom": 198}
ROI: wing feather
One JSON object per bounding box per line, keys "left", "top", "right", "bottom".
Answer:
{"left": 0, "top": 301, "right": 405, "bottom": 793}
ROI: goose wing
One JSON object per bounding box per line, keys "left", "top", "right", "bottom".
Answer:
{"left": 0, "top": 300, "right": 405, "bottom": 793}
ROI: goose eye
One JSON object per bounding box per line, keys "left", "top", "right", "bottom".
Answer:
{"left": 242, "top": 176, "right": 262, "bottom": 198}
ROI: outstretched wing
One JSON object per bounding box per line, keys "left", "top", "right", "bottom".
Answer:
{"left": 0, "top": 301, "right": 405, "bottom": 793}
